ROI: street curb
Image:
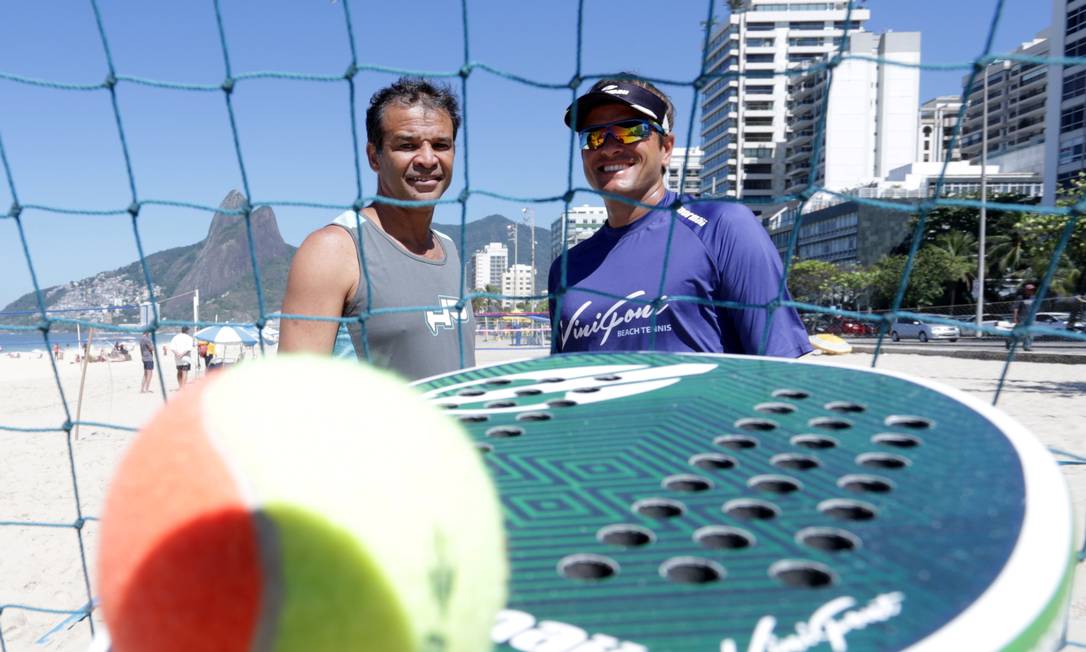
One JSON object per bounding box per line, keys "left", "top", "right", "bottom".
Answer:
{"left": 849, "top": 345, "right": 1085, "bottom": 365}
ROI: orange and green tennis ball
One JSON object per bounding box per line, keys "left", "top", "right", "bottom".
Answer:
{"left": 97, "top": 355, "right": 508, "bottom": 652}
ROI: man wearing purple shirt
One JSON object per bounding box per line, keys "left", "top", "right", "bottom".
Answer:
{"left": 548, "top": 77, "right": 811, "bottom": 358}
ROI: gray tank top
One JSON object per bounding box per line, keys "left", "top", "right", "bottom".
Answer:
{"left": 331, "top": 211, "right": 475, "bottom": 380}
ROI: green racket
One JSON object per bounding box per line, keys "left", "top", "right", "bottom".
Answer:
{"left": 416, "top": 351, "right": 1074, "bottom": 652}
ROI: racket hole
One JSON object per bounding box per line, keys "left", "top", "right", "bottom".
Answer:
{"left": 633, "top": 498, "right": 686, "bottom": 519}
{"left": 517, "top": 412, "right": 552, "bottom": 422}
{"left": 486, "top": 379, "right": 513, "bottom": 386}
{"left": 546, "top": 399, "right": 578, "bottom": 408}
{"left": 748, "top": 474, "right": 802, "bottom": 494}
{"left": 485, "top": 400, "right": 516, "bottom": 409}
{"left": 773, "top": 389, "right": 810, "bottom": 399}
{"left": 872, "top": 433, "right": 922, "bottom": 448}
{"left": 458, "top": 414, "right": 488, "bottom": 423}
{"left": 458, "top": 388, "right": 485, "bottom": 397}
{"left": 595, "top": 375, "right": 622, "bottom": 381}
{"left": 714, "top": 435, "right": 758, "bottom": 450}
{"left": 558, "top": 554, "right": 618, "bottom": 581}
{"left": 885, "top": 415, "right": 933, "bottom": 429}
{"left": 857, "top": 452, "right": 911, "bottom": 470}
{"left": 436, "top": 403, "right": 458, "bottom": 410}
{"left": 540, "top": 377, "right": 565, "bottom": 383}
{"left": 770, "top": 560, "right": 836, "bottom": 588}
{"left": 690, "top": 453, "right": 737, "bottom": 470}
{"left": 515, "top": 388, "right": 543, "bottom": 396}
{"left": 663, "top": 475, "right": 714, "bottom": 492}
{"left": 573, "top": 386, "right": 600, "bottom": 394}
{"left": 791, "top": 435, "right": 838, "bottom": 450}
{"left": 735, "top": 418, "right": 778, "bottom": 431}
{"left": 819, "top": 499, "right": 877, "bottom": 521}
{"left": 597, "top": 524, "right": 655, "bottom": 548}
{"left": 797, "top": 527, "right": 861, "bottom": 552}
{"left": 825, "top": 401, "right": 865, "bottom": 413}
{"left": 755, "top": 402, "right": 796, "bottom": 415}
{"left": 694, "top": 526, "right": 755, "bottom": 550}
{"left": 724, "top": 499, "right": 780, "bottom": 520}
{"left": 771, "top": 454, "right": 820, "bottom": 471}
{"left": 808, "top": 417, "right": 853, "bottom": 430}
{"left": 475, "top": 443, "right": 493, "bottom": 454}
{"left": 485, "top": 426, "right": 523, "bottom": 439}
{"left": 660, "top": 557, "right": 725, "bottom": 584}
{"left": 837, "top": 474, "right": 895, "bottom": 493}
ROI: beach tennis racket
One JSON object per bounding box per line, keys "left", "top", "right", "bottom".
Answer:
{"left": 415, "top": 351, "right": 1074, "bottom": 652}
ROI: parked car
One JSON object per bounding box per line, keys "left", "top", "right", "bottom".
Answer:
{"left": 825, "top": 317, "right": 877, "bottom": 336}
{"left": 958, "top": 313, "right": 1014, "bottom": 336}
{"left": 1032, "top": 312, "right": 1072, "bottom": 330}
{"left": 890, "top": 315, "right": 960, "bottom": 342}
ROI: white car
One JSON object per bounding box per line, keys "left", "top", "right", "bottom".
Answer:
{"left": 890, "top": 316, "right": 960, "bottom": 343}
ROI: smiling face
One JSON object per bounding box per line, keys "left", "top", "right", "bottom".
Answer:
{"left": 367, "top": 103, "right": 455, "bottom": 204}
{"left": 580, "top": 103, "right": 673, "bottom": 203}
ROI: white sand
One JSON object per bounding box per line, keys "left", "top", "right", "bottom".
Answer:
{"left": 0, "top": 349, "right": 1083, "bottom": 650}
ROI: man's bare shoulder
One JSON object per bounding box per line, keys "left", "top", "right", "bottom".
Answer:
{"left": 287, "top": 224, "right": 359, "bottom": 296}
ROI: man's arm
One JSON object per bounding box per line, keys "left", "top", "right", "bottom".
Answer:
{"left": 279, "top": 225, "right": 359, "bottom": 355}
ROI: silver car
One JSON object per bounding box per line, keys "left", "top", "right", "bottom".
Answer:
{"left": 891, "top": 316, "right": 960, "bottom": 343}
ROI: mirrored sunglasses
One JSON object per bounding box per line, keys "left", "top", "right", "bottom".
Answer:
{"left": 578, "top": 119, "right": 664, "bottom": 150}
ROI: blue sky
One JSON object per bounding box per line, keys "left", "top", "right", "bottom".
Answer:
{"left": 0, "top": 0, "right": 1052, "bottom": 308}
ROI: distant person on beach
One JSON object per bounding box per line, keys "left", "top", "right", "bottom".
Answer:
{"left": 1006, "top": 283, "right": 1037, "bottom": 351}
{"left": 197, "top": 340, "right": 209, "bottom": 370}
{"left": 279, "top": 77, "right": 474, "bottom": 380}
{"left": 139, "top": 332, "right": 154, "bottom": 393}
{"left": 169, "top": 327, "right": 194, "bottom": 388}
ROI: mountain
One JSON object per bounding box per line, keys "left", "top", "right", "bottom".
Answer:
{"left": 0, "top": 190, "right": 296, "bottom": 327}
{"left": 435, "top": 213, "right": 552, "bottom": 292}
{"left": 0, "top": 201, "right": 553, "bottom": 329}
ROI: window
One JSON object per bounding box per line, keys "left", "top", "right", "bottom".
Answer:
{"left": 1062, "top": 106, "right": 1085, "bottom": 132}
{"left": 1066, "top": 36, "right": 1086, "bottom": 58}
{"left": 746, "top": 53, "right": 775, "bottom": 63}
{"left": 744, "top": 179, "right": 773, "bottom": 190}
{"left": 743, "top": 163, "right": 773, "bottom": 174}
{"left": 1069, "top": 4, "right": 1086, "bottom": 33}
{"left": 1064, "top": 69, "right": 1086, "bottom": 101}
{"left": 790, "top": 21, "right": 825, "bottom": 31}
{"left": 747, "top": 22, "right": 776, "bottom": 31}
{"left": 833, "top": 21, "right": 862, "bottom": 30}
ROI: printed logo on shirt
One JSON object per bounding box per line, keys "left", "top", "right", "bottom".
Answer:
{"left": 561, "top": 290, "right": 671, "bottom": 348}
{"left": 425, "top": 296, "right": 470, "bottom": 336}
{"left": 677, "top": 205, "right": 707, "bottom": 227}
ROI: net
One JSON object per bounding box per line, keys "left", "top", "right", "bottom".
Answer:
{"left": 0, "top": 0, "right": 1083, "bottom": 646}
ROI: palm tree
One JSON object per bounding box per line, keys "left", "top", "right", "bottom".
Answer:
{"left": 933, "top": 231, "right": 976, "bottom": 307}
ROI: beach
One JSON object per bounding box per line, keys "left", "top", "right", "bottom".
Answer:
{"left": 0, "top": 348, "right": 1083, "bottom": 650}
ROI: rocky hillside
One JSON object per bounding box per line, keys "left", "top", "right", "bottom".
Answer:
{"left": 0, "top": 190, "right": 296, "bottom": 326}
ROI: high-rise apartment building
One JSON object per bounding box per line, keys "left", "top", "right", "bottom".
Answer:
{"left": 667, "top": 147, "right": 704, "bottom": 196}
{"left": 1045, "top": 0, "right": 1086, "bottom": 201}
{"left": 918, "top": 96, "right": 963, "bottom": 163}
{"left": 471, "top": 242, "right": 508, "bottom": 291}
{"left": 549, "top": 205, "right": 608, "bottom": 261}
{"left": 699, "top": 0, "right": 871, "bottom": 212}
{"left": 960, "top": 33, "right": 1048, "bottom": 176}
{"left": 783, "top": 31, "right": 920, "bottom": 196}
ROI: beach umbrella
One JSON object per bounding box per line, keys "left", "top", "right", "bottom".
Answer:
{"left": 194, "top": 325, "right": 259, "bottom": 345}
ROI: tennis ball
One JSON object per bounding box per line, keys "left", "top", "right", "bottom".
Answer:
{"left": 98, "top": 355, "right": 507, "bottom": 652}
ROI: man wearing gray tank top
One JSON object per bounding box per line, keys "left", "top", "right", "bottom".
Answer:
{"left": 280, "top": 78, "right": 474, "bottom": 380}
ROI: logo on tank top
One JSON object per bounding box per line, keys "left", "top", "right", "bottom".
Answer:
{"left": 425, "top": 295, "right": 470, "bottom": 335}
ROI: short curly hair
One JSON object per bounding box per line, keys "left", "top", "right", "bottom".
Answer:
{"left": 366, "top": 77, "right": 462, "bottom": 150}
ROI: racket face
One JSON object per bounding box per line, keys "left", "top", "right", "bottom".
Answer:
{"left": 416, "top": 352, "right": 1074, "bottom": 652}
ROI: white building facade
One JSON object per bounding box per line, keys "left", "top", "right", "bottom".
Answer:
{"left": 501, "top": 264, "right": 534, "bottom": 309}
{"left": 549, "top": 204, "right": 608, "bottom": 261}
{"left": 667, "top": 147, "right": 704, "bottom": 196}
{"left": 961, "top": 34, "right": 1048, "bottom": 176}
{"left": 699, "top": 0, "right": 871, "bottom": 212}
{"left": 1045, "top": 0, "right": 1086, "bottom": 201}
{"left": 918, "top": 96, "right": 963, "bottom": 163}
{"left": 471, "top": 242, "right": 508, "bottom": 291}
{"left": 784, "top": 31, "right": 921, "bottom": 196}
